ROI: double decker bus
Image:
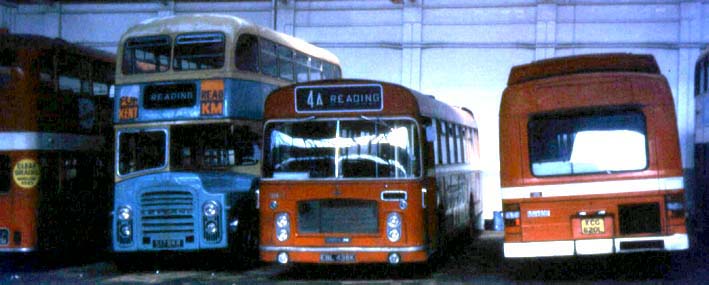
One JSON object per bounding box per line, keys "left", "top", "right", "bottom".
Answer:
{"left": 694, "top": 48, "right": 709, "bottom": 246}
{"left": 0, "top": 33, "right": 114, "bottom": 254}
{"left": 499, "top": 53, "right": 688, "bottom": 258}
{"left": 111, "top": 14, "right": 341, "bottom": 257}
{"left": 259, "top": 79, "right": 482, "bottom": 265}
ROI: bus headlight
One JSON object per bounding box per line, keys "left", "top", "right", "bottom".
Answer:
{"left": 202, "top": 201, "right": 222, "bottom": 242}
{"left": 275, "top": 213, "right": 290, "bottom": 242}
{"left": 205, "top": 221, "right": 219, "bottom": 235}
{"left": 119, "top": 224, "right": 132, "bottom": 238}
{"left": 117, "top": 206, "right": 132, "bottom": 221}
{"left": 386, "top": 212, "right": 402, "bottom": 242}
{"left": 116, "top": 205, "right": 133, "bottom": 244}
{"left": 203, "top": 201, "right": 219, "bottom": 217}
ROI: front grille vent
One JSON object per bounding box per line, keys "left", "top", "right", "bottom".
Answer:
{"left": 140, "top": 191, "right": 195, "bottom": 235}
{"left": 298, "top": 199, "right": 378, "bottom": 234}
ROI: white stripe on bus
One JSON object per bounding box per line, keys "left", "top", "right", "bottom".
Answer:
{"left": 501, "top": 176, "right": 683, "bottom": 199}
{"left": 0, "top": 132, "right": 105, "bottom": 151}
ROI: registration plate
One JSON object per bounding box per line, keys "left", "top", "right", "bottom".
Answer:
{"left": 152, "top": 239, "right": 184, "bottom": 249}
{"left": 320, "top": 253, "right": 356, "bottom": 263}
{"left": 581, "top": 218, "right": 605, "bottom": 235}
{"left": 0, "top": 229, "right": 8, "bottom": 245}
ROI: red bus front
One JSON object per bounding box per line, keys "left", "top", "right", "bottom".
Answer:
{"left": 258, "top": 116, "right": 430, "bottom": 264}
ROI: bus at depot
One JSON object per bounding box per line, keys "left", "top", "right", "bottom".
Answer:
{"left": 499, "top": 53, "right": 688, "bottom": 258}
{"left": 111, "top": 14, "right": 341, "bottom": 257}
{"left": 0, "top": 33, "right": 115, "bottom": 254}
{"left": 694, "top": 48, "right": 709, "bottom": 245}
{"left": 259, "top": 79, "right": 482, "bottom": 265}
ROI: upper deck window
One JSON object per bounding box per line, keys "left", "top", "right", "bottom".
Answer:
{"left": 264, "top": 118, "right": 420, "bottom": 179}
{"left": 122, "top": 35, "right": 170, "bottom": 74}
{"left": 173, "top": 33, "right": 225, "bottom": 71}
{"left": 528, "top": 109, "right": 647, "bottom": 177}
{"left": 260, "top": 39, "right": 278, "bottom": 78}
{"left": 235, "top": 34, "right": 259, "bottom": 72}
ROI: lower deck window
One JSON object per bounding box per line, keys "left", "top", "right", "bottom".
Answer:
{"left": 0, "top": 155, "right": 9, "bottom": 193}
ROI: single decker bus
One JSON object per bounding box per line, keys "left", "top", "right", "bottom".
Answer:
{"left": 259, "top": 79, "right": 482, "bottom": 265}
{"left": 499, "top": 53, "right": 688, "bottom": 258}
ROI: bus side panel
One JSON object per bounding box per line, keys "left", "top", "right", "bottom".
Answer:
{"left": 0, "top": 152, "right": 40, "bottom": 252}
{"left": 498, "top": 112, "right": 524, "bottom": 188}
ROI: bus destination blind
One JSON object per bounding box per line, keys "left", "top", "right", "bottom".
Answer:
{"left": 144, "top": 83, "right": 197, "bottom": 109}
{"left": 295, "top": 84, "right": 383, "bottom": 113}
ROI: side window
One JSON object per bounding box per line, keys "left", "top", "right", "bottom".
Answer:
{"left": 277, "top": 45, "right": 294, "bottom": 81}
{"left": 451, "top": 124, "right": 460, "bottom": 164}
{"left": 310, "top": 58, "right": 322, "bottom": 81}
{"left": 295, "top": 52, "right": 309, "bottom": 82}
{"left": 426, "top": 119, "right": 439, "bottom": 166}
{"left": 93, "top": 61, "right": 113, "bottom": 96}
{"left": 259, "top": 38, "right": 278, "bottom": 77}
{"left": 473, "top": 129, "right": 480, "bottom": 162}
{"left": 698, "top": 60, "right": 705, "bottom": 95}
{"left": 459, "top": 127, "right": 467, "bottom": 164}
{"left": 235, "top": 34, "right": 259, "bottom": 72}
{"left": 704, "top": 59, "right": 709, "bottom": 93}
{"left": 58, "top": 54, "right": 90, "bottom": 97}
{"left": 0, "top": 49, "right": 17, "bottom": 89}
{"left": 323, "top": 63, "right": 340, "bottom": 79}
{"left": 0, "top": 155, "right": 9, "bottom": 193}
{"left": 438, "top": 120, "right": 448, "bottom": 165}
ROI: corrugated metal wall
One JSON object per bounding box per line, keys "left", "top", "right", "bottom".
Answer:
{"left": 1, "top": 0, "right": 706, "bottom": 219}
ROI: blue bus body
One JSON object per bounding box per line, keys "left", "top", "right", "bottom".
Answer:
{"left": 111, "top": 78, "right": 273, "bottom": 253}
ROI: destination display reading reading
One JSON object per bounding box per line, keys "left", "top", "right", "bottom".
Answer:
{"left": 144, "top": 83, "right": 196, "bottom": 109}
{"left": 295, "top": 84, "right": 383, "bottom": 113}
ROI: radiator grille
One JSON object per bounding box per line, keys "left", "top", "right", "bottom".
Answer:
{"left": 619, "top": 203, "right": 661, "bottom": 235}
{"left": 140, "top": 191, "right": 195, "bottom": 235}
{"left": 298, "top": 199, "right": 378, "bottom": 234}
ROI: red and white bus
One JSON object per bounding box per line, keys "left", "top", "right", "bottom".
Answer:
{"left": 259, "top": 79, "right": 482, "bottom": 264}
{"left": 499, "top": 53, "right": 688, "bottom": 258}
{"left": 0, "top": 33, "right": 114, "bottom": 253}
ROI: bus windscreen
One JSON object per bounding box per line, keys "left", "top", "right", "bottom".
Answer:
{"left": 264, "top": 119, "right": 420, "bottom": 179}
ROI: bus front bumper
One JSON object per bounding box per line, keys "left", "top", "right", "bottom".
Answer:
{"left": 503, "top": 233, "right": 688, "bottom": 258}
{"left": 260, "top": 245, "right": 428, "bottom": 264}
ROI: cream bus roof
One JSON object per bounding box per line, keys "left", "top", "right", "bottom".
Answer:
{"left": 119, "top": 14, "right": 339, "bottom": 65}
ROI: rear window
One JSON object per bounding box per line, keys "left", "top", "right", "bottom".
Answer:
{"left": 528, "top": 109, "right": 647, "bottom": 177}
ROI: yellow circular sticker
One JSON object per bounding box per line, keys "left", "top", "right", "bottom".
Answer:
{"left": 13, "top": 158, "right": 40, "bottom": 189}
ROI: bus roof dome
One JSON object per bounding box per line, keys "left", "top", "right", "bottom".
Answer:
{"left": 507, "top": 53, "right": 660, "bottom": 86}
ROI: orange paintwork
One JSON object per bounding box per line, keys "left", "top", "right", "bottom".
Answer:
{"left": 499, "top": 54, "right": 685, "bottom": 244}
{"left": 259, "top": 180, "right": 431, "bottom": 263}
{"left": 0, "top": 152, "right": 39, "bottom": 250}
{"left": 260, "top": 79, "right": 480, "bottom": 264}
{"left": 0, "top": 34, "right": 115, "bottom": 252}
